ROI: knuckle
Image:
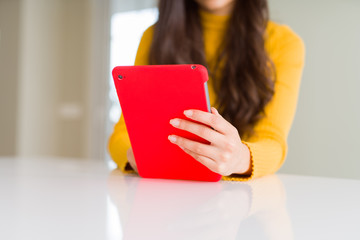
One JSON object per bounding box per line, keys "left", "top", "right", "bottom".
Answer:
{"left": 176, "top": 137, "right": 183, "bottom": 145}
{"left": 195, "top": 155, "right": 203, "bottom": 162}
{"left": 220, "top": 152, "right": 230, "bottom": 162}
{"left": 193, "top": 144, "right": 204, "bottom": 155}
{"left": 210, "top": 115, "right": 219, "bottom": 126}
{"left": 192, "top": 110, "right": 199, "bottom": 119}
{"left": 198, "top": 126, "right": 210, "bottom": 138}
{"left": 178, "top": 120, "right": 186, "bottom": 129}
{"left": 225, "top": 142, "right": 235, "bottom": 152}
{"left": 192, "top": 153, "right": 203, "bottom": 162}
{"left": 216, "top": 163, "right": 227, "bottom": 175}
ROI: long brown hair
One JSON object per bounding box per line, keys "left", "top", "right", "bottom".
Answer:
{"left": 149, "top": 0, "right": 275, "bottom": 137}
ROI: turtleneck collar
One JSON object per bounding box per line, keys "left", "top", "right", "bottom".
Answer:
{"left": 198, "top": 8, "right": 230, "bottom": 31}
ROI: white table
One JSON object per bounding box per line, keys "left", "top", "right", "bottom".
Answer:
{"left": 0, "top": 157, "right": 359, "bottom": 240}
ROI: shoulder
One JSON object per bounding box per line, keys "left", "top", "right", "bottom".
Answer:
{"left": 134, "top": 25, "right": 155, "bottom": 65}
{"left": 265, "top": 21, "right": 305, "bottom": 67}
{"left": 140, "top": 24, "right": 155, "bottom": 42}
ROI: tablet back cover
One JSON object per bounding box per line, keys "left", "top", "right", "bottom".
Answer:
{"left": 112, "top": 64, "right": 221, "bottom": 182}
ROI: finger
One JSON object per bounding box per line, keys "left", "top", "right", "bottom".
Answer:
{"left": 169, "top": 118, "right": 226, "bottom": 147}
{"left": 211, "top": 107, "right": 219, "bottom": 115}
{"left": 126, "top": 148, "right": 138, "bottom": 172}
{"left": 183, "top": 108, "right": 235, "bottom": 135}
{"left": 168, "top": 135, "right": 219, "bottom": 161}
{"left": 181, "top": 147, "right": 218, "bottom": 174}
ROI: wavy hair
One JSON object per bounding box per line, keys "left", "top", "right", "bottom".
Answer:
{"left": 149, "top": 0, "right": 275, "bottom": 137}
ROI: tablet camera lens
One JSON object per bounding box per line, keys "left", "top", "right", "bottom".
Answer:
{"left": 191, "top": 65, "right": 196, "bottom": 69}
{"left": 118, "top": 75, "right": 123, "bottom": 80}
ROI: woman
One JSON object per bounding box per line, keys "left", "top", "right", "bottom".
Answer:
{"left": 108, "top": 0, "right": 305, "bottom": 181}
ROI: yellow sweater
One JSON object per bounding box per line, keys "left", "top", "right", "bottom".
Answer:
{"left": 108, "top": 10, "right": 305, "bottom": 181}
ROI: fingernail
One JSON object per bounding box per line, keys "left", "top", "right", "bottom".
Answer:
{"left": 168, "top": 135, "right": 177, "bottom": 143}
{"left": 184, "top": 110, "right": 193, "bottom": 117}
{"left": 170, "top": 119, "right": 180, "bottom": 127}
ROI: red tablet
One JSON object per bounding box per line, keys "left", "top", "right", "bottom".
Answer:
{"left": 112, "top": 64, "right": 221, "bottom": 182}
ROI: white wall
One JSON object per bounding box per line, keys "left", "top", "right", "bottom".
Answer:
{"left": 269, "top": 0, "right": 360, "bottom": 179}
{"left": 17, "top": 0, "right": 63, "bottom": 156}
{"left": 87, "top": 0, "right": 111, "bottom": 160}
{"left": 110, "top": 0, "right": 156, "bottom": 14}
{"left": 0, "top": 0, "right": 20, "bottom": 156}
{"left": 0, "top": 0, "right": 111, "bottom": 160}
{"left": 15, "top": 0, "right": 110, "bottom": 159}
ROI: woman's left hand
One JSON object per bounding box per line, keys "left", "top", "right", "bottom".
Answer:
{"left": 168, "top": 107, "right": 251, "bottom": 176}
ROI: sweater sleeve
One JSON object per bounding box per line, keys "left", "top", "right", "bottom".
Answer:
{"left": 222, "top": 25, "right": 305, "bottom": 181}
{"left": 108, "top": 26, "right": 154, "bottom": 172}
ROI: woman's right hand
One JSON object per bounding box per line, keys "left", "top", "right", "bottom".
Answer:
{"left": 126, "top": 147, "right": 138, "bottom": 172}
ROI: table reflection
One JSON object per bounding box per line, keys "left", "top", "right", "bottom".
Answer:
{"left": 107, "top": 171, "right": 293, "bottom": 239}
